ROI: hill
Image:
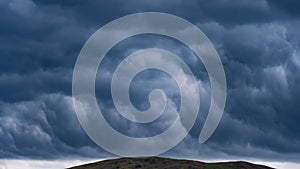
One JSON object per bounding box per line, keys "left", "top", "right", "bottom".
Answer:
{"left": 68, "top": 156, "right": 275, "bottom": 169}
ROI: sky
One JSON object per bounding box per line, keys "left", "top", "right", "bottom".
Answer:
{"left": 1, "top": 0, "right": 300, "bottom": 168}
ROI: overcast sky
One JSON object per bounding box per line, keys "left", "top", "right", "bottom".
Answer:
{"left": 1, "top": 0, "right": 300, "bottom": 168}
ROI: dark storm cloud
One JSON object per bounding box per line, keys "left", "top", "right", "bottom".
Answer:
{"left": 0, "top": 68, "right": 72, "bottom": 102}
{"left": 267, "top": 0, "right": 300, "bottom": 17}
{"left": 0, "top": 94, "right": 106, "bottom": 158}
{"left": 0, "top": 0, "right": 93, "bottom": 74}
{"left": 0, "top": 0, "right": 300, "bottom": 162}
{"left": 195, "top": 20, "right": 300, "bottom": 157}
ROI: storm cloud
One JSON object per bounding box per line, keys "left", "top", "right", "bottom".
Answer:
{"left": 0, "top": 0, "right": 300, "bottom": 164}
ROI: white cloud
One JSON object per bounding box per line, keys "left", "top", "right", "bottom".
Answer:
{"left": 0, "top": 159, "right": 103, "bottom": 169}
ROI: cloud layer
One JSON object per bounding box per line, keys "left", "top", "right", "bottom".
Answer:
{"left": 0, "top": 0, "right": 300, "bottom": 163}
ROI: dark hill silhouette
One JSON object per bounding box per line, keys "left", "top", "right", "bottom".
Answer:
{"left": 68, "top": 156, "right": 275, "bottom": 169}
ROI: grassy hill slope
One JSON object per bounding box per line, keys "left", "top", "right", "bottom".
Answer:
{"left": 68, "top": 156, "right": 275, "bottom": 169}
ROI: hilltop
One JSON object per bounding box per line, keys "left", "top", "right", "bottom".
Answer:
{"left": 68, "top": 156, "right": 274, "bottom": 169}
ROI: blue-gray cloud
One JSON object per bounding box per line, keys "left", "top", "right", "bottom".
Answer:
{"left": 0, "top": 0, "right": 300, "bottom": 163}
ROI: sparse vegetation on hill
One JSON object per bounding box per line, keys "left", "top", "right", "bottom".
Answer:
{"left": 68, "top": 156, "right": 274, "bottom": 169}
